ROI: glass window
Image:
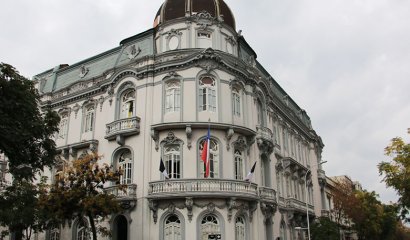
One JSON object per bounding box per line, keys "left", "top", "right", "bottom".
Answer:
{"left": 257, "top": 99, "right": 263, "bottom": 126}
{"left": 118, "top": 150, "right": 132, "bottom": 184}
{"left": 199, "top": 138, "right": 219, "bottom": 178}
{"left": 165, "top": 81, "right": 181, "bottom": 113}
{"left": 201, "top": 215, "right": 221, "bottom": 240}
{"left": 50, "top": 227, "right": 60, "bottom": 240}
{"left": 76, "top": 219, "right": 90, "bottom": 240}
{"left": 235, "top": 216, "right": 246, "bottom": 240}
{"left": 84, "top": 106, "right": 94, "bottom": 133}
{"left": 280, "top": 223, "right": 287, "bottom": 240}
{"left": 232, "top": 89, "right": 241, "bottom": 117}
{"left": 234, "top": 150, "right": 244, "bottom": 180}
{"left": 164, "top": 215, "right": 182, "bottom": 240}
{"left": 121, "top": 90, "right": 135, "bottom": 119}
{"left": 58, "top": 113, "right": 68, "bottom": 139}
{"left": 164, "top": 145, "right": 181, "bottom": 179}
{"left": 198, "top": 77, "right": 216, "bottom": 112}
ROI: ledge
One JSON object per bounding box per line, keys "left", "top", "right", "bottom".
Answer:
{"left": 151, "top": 122, "right": 256, "bottom": 137}
{"left": 105, "top": 116, "right": 141, "bottom": 141}
{"left": 148, "top": 178, "right": 259, "bottom": 201}
{"left": 57, "top": 140, "right": 98, "bottom": 158}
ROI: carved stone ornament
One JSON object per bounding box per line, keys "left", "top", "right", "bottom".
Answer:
{"left": 166, "top": 28, "right": 183, "bottom": 38}
{"left": 186, "top": 125, "right": 192, "bottom": 150}
{"left": 160, "top": 132, "right": 183, "bottom": 146}
{"left": 73, "top": 103, "right": 80, "bottom": 118}
{"left": 185, "top": 197, "right": 194, "bottom": 222}
{"left": 226, "top": 198, "right": 236, "bottom": 222}
{"left": 206, "top": 203, "right": 216, "bottom": 213}
{"left": 260, "top": 202, "right": 277, "bottom": 223}
{"left": 98, "top": 96, "right": 104, "bottom": 112}
{"left": 165, "top": 71, "right": 180, "bottom": 79}
{"left": 195, "top": 48, "right": 221, "bottom": 63}
{"left": 248, "top": 201, "right": 258, "bottom": 222}
{"left": 257, "top": 138, "right": 274, "bottom": 157}
{"left": 149, "top": 200, "right": 159, "bottom": 224}
{"left": 126, "top": 44, "right": 141, "bottom": 60}
{"left": 192, "top": 11, "right": 215, "bottom": 30}
{"left": 232, "top": 136, "right": 248, "bottom": 153}
{"left": 225, "top": 36, "right": 236, "bottom": 46}
{"left": 151, "top": 129, "right": 159, "bottom": 151}
{"left": 120, "top": 201, "right": 136, "bottom": 211}
{"left": 197, "top": 59, "right": 220, "bottom": 74}
{"left": 79, "top": 65, "right": 89, "bottom": 78}
{"left": 107, "top": 85, "right": 114, "bottom": 106}
{"left": 225, "top": 128, "right": 234, "bottom": 151}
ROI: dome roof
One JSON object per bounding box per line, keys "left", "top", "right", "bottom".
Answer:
{"left": 154, "top": 0, "right": 236, "bottom": 30}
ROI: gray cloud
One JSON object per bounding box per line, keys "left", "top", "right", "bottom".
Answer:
{"left": 1, "top": 0, "right": 409, "bottom": 203}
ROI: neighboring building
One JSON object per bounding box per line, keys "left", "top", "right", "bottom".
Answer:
{"left": 323, "top": 175, "right": 359, "bottom": 240}
{"left": 28, "top": 0, "right": 327, "bottom": 239}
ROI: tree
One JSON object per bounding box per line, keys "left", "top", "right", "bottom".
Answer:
{"left": 311, "top": 217, "right": 340, "bottom": 240}
{"left": 330, "top": 178, "right": 356, "bottom": 232}
{"left": 40, "top": 153, "right": 123, "bottom": 240}
{"left": 378, "top": 130, "right": 410, "bottom": 222}
{"left": 0, "top": 63, "right": 60, "bottom": 180}
{"left": 0, "top": 179, "right": 49, "bottom": 240}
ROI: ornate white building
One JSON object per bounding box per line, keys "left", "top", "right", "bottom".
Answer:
{"left": 32, "top": 0, "right": 328, "bottom": 239}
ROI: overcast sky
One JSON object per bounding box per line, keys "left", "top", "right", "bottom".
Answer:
{"left": 1, "top": 0, "right": 409, "bottom": 203}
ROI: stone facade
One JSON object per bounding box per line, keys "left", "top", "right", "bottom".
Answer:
{"left": 11, "top": 0, "right": 328, "bottom": 239}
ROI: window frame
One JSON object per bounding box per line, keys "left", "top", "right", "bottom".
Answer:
{"left": 198, "top": 76, "right": 217, "bottom": 113}
{"left": 164, "top": 80, "right": 181, "bottom": 114}
{"left": 234, "top": 149, "right": 244, "bottom": 180}
{"left": 198, "top": 136, "right": 221, "bottom": 178}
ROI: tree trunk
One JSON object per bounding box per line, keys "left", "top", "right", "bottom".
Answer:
{"left": 87, "top": 213, "right": 98, "bottom": 240}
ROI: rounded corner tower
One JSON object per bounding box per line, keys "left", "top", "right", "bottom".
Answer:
{"left": 153, "top": 0, "right": 238, "bottom": 55}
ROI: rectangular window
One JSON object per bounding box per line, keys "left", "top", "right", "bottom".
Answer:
{"left": 232, "top": 92, "right": 241, "bottom": 117}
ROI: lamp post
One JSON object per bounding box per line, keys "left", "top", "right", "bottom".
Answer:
{"left": 304, "top": 160, "right": 327, "bottom": 240}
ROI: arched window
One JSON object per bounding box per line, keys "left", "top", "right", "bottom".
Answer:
{"left": 165, "top": 81, "right": 181, "bottom": 113}
{"left": 121, "top": 90, "right": 135, "bottom": 119}
{"left": 280, "top": 222, "right": 287, "bottom": 240}
{"left": 235, "top": 216, "right": 246, "bottom": 240}
{"left": 234, "top": 150, "right": 244, "bottom": 180}
{"left": 83, "top": 106, "right": 94, "bottom": 133}
{"left": 201, "top": 215, "right": 221, "bottom": 240}
{"left": 117, "top": 150, "right": 132, "bottom": 184}
{"left": 49, "top": 227, "right": 60, "bottom": 240}
{"left": 75, "top": 219, "right": 90, "bottom": 240}
{"left": 113, "top": 215, "right": 128, "bottom": 240}
{"left": 164, "top": 145, "right": 181, "bottom": 179}
{"left": 256, "top": 99, "right": 264, "bottom": 126}
{"left": 164, "top": 215, "right": 182, "bottom": 240}
{"left": 199, "top": 138, "right": 219, "bottom": 178}
{"left": 58, "top": 113, "right": 69, "bottom": 139}
{"left": 198, "top": 76, "right": 216, "bottom": 112}
{"left": 232, "top": 89, "right": 241, "bottom": 117}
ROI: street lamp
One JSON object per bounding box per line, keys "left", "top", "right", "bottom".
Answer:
{"left": 304, "top": 160, "right": 327, "bottom": 240}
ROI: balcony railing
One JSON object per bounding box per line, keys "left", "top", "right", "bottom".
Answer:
{"left": 104, "top": 184, "right": 137, "bottom": 199}
{"left": 259, "top": 186, "right": 277, "bottom": 203}
{"left": 286, "top": 197, "right": 314, "bottom": 212}
{"left": 105, "top": 116, "right": 141, "bottom": 140}
{"left": 148, "top": 179, "right": 259, "bottom": 200}
{"left": 256, "top": 126, "right": 273, "bottom": 141}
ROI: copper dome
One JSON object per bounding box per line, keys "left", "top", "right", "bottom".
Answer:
{"left": 154, "top": 0, "right": 236, "bottom": 30}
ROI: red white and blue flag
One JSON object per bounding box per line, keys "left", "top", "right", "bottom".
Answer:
{"left": 201, "top": 127, "right": 211, "bottom": 178}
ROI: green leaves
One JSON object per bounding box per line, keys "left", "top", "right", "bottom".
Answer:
{"left": 0, "top": 63, "right": 60, "bottom": 180}
{"left": 378, "top": 130, "right": 410, "bottom": 222}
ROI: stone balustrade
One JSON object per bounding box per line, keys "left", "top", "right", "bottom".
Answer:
{"left": 105, "top": 116, "right": 141, "bottom": 140}
{"left": 104, "top": 184, "right": 137, "bottom": 199}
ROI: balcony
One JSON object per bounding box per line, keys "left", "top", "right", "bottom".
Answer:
{"left": 259, "top": 186, "right": 277, "bottom": 203}
{"left": 105, "top": 116, "right": 141, "bottom": 141}
{"left": 256, "top": 126, "right": 274, "bottom": 155}
{"left": 285, "top": 197, "right": 314, "bottom": 213}
{"left": 104, "top": 184, "right": 137, "bottom": 200}
{"left": 148, "top": 179, "right": 259, "bottom": 200}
